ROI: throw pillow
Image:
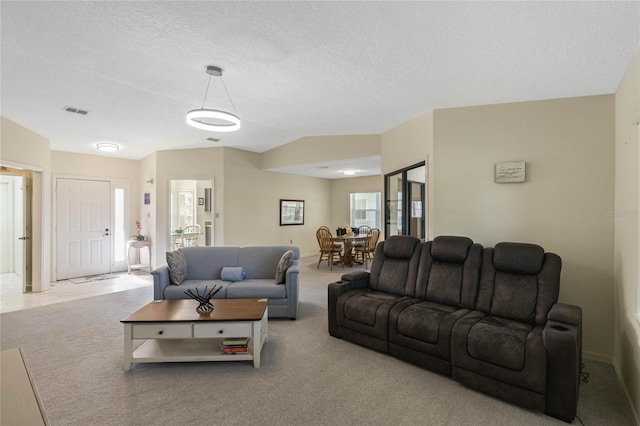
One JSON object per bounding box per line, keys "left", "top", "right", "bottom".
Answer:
{"left": 221, "top": 266, "right": 246, "bottom": 281}
{"left": 275, "top": 250, "right": 294, "bottom": 284}
{"left": 166, "top": 249, "right": 188, "bottom": 285}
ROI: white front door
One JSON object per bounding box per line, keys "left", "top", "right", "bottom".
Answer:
{"left": 56, "top": 178, "right": 111, "bottom": 280}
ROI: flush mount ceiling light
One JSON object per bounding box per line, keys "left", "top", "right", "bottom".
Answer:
{"left": 96, "top": 143, "right": 119, "bottom": 152}
{"left": 186, "top": 65, "right": 241, "bottom": 132}
{"left": 343, "top": 170, "right": 357, "bottom": 176}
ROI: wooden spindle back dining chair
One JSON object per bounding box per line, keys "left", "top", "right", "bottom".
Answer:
{"left": 316, "top": 227, "right": 343, "bottom": 271}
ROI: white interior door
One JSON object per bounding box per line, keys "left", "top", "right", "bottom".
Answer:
{"left": 20, "top": 173, "right": 32, "bottom": 291}
{"left": 0, "top": 169, "right": 32, "bottom": 292}
{"left": 0, "top": 179, "right": 13, "bottom": 273}
{"left": 56, "top": 178, "right": 111, "bottom": 280}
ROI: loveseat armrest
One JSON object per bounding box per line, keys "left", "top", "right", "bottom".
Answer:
{"left": 151, "top": 265, "right": 171, "bottom": 300}
{"left": 327, "top": 272, "right": 370, "bottom": 337}
{"left": 284, "top": 259, "right": 301, "bottom": 319}
{"left": 543, "top": 303, "right": 582, "bottom": 422}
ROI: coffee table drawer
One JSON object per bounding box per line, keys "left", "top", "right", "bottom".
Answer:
{"left": 193, "top": 322, "right": 251, "bottom": 338}
{"left": 132, "top": 323, "right": 192, "bottom": 339}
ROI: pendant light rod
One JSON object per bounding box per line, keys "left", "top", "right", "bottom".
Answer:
{"left": 220, "top": 76, "right": 238, "bottom": 116}
{"left": 200, "top": 74, "right": 213, "bottom": 109}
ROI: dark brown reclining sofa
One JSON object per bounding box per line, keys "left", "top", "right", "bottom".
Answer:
{"left": 328, "top": 235, "right": 582, "bottom": 422}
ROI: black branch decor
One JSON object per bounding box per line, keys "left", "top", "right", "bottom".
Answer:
{"left": 184, "top": 285, "right": 222, "bottom": 314}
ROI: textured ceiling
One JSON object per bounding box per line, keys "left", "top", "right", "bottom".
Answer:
{"left": 1, "top": 1, "right": 639, "bottom": 178}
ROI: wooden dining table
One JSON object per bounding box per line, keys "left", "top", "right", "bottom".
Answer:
{"left": 332, "top": 233, "right": 368, "bottom": 267}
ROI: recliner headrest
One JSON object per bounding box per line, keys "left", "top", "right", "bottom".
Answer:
{"left": 382, "top": 235, "right": 420, "bottom": 259}
{"left": 431, "top": 236, "right": 473, "bottom": 263}
{"left": 493, "top": 242, "right": 545, "bottom": 275}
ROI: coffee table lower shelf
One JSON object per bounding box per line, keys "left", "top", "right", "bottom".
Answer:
{"left": 131, "top": 337, "right": 263, "bottom": 365}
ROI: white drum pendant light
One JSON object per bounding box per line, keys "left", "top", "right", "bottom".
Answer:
{"left": 186, "top": 66, "right": 241, "bottom": 132}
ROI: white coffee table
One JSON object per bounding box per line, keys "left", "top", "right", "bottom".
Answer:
{"left": 121, "top": 298, "right": 268, "bottom": 371}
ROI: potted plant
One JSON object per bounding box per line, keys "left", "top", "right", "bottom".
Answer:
{"left": 131, "top": 220, "right": 145, "bottom": 241}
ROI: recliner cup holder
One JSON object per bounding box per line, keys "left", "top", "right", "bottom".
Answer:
{"left": 551, "top": 325, "right": 569, "bottom": 331}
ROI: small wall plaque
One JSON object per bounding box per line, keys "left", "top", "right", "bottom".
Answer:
{"left": 495, "top": 161, "right": 526, "bottom": 183}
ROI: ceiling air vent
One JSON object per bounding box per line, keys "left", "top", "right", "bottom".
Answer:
{"left": 64, "top": 106, "right": 89, "bottom": 115}
{"left": 206, "top": 137, "right": 220, "bottom": 142}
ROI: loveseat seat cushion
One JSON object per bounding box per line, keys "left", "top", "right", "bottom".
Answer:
{"left": 163, "top": 279, "right": 231, "bottom": 299}
{"left": 226, "top": 279, "right": 287, "bottom": 299}
{"left": 452, "top": 311, "right": 547, "bottom": 394}
{"left": 388, "top": 299, "right": 469, "bottom": 372}
{"left": 336, "top": 289, "right": 407, "bottom": 353}
{"left": 392, "top": 300, "right": 460, "bottom": 344}
{"left": 466, "top": 316, "right": 533, "bottom": 371}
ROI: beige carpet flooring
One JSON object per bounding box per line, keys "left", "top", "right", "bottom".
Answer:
{"left": 0, "top": 257, "right": 635, "bottom": 425}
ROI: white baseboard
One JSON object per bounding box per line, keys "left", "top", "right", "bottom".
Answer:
{"left": 614, "top": 363, "right": 640, "bottom": 426}
{"left": 583, "top": 351, "right": 613, "bottom": 364}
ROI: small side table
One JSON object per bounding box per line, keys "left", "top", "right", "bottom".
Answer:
{"left": 127, "top": 240, "right": 152, "bottom": 274}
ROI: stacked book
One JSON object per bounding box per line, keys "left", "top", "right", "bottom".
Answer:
{"left": 221, "top": 337, "right": 250, "bottom": 354}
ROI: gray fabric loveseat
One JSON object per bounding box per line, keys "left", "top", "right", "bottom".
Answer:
{"left": 328, "top": 235, "right": 582, "bottom": 422}
{"left": 152, "top": 245, "right": 300, "bottom": 319}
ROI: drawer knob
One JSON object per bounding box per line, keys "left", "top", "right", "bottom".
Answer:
{"left": 218, "top": 330, "right": 224, "bottom": 334}
{"left": 158, "top": 330, "right": 164, "bottom": 335}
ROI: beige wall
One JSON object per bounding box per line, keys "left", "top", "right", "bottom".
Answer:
{"left": 261, "top": 134, "right": 380, "bottom": 170}
{"left": 153, "top": 146, "right": 329, "bottom": 259}
{"left": 330, "top": 175, "right": 383, "bottom": 230}
{"left": 614, "top": 47, "right": 640, "bottom": 422}
{"left": 51, "top": 151, "right": 139, "bottom": 181}
{"left": 433, "top": 95, "right": 616, "bottom": 360}
{"left": 381, "top": 110, "right": 434, "bottom": 238}
{"left": 380, "top": 98, "right": 619, "bottom": 359}
{"left": 224, "top": 147, "right": 331, "bottom": 257}
{"left": 0, "top": 117, "right": 52, "bottom": 291}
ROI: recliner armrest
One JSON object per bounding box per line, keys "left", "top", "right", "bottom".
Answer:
{"left": 340, "top": 271, "right": 370, "bottom": 282}
{"left": 547, "top": 303, "right": 581, "bottom": 326}
{"left": 543, "top": 303, "right": 582, "bottom": 422}
{"left": 327, "top": 273, "right": 370, "bottom": 337}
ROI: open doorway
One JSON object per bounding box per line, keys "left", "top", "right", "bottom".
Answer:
{"left": 169, "top": 179, "right": 213, "bottom": 250}
{"left": 0, "top": 166, "right": 33, "bottom": 294}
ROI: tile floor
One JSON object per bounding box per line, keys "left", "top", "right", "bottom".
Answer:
{"left": 0, "top": 271, "right": 153, "bottom": 313}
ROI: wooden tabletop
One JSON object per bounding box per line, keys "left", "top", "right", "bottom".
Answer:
{"left": 332, "top": 233, "right": 368, "bottom": 241}
{"left": 121, "top": 299, "right": 268, "bottom": 323}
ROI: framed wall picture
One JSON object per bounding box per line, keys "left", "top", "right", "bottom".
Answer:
{"left": 495, "top": 161, "right": 526, "bottom": 183}
{"left": 280, "top": 199, "right": 304, "bottom": 226}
